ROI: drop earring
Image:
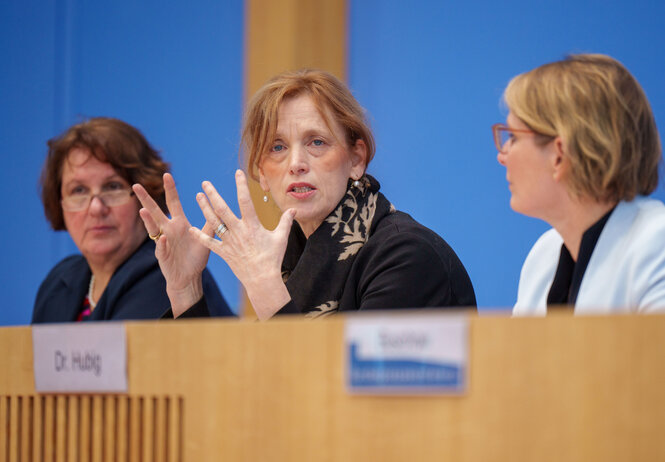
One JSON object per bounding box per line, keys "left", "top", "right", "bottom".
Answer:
{"left": 263, "top": 193, "right": 268, "bottom": 202}
{"left": 353, "top": 179, "right": 361, "bottom": 188}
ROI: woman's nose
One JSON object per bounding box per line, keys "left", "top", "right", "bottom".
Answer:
{"left": 87, "top": 195, "right": 110, "bottom": 215}
{"left": 497, "top": 151, "right": 507, "bottom": 166}
{"left": 288, "top": 146, "right": 309, "bottom": 175}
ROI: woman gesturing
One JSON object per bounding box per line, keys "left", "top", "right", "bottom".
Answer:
{"left": 135, "top": 69, "right": 476, "bottom": 319}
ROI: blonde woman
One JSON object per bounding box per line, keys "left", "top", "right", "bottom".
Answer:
{"left": 494, "top": 54, "right": 665, "bottom": 314}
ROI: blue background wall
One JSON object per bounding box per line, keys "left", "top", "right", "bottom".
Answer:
{"left": 348, "top": 0, "right": 665, "bottom": 308}
{"left": 1, "top": 0, "right": 243, "bottom": 324}
{"left": 1, "top": 0, "right": 664, "bottom": 325}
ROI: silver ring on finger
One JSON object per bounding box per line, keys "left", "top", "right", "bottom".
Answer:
{"left": 215, "top": 222, "right": 228, "bottom": 239}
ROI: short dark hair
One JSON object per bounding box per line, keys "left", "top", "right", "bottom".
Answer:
{"left": 40, "top": 117, "right": 170, "bottom": 230}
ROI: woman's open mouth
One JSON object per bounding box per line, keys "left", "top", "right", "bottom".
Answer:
{"left": 287, "top": 183, "right": 317, "bottom": 198}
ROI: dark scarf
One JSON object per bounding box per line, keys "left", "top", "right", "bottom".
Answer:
{"left": 282, "top": 175, "right": 395, "bottom": 318}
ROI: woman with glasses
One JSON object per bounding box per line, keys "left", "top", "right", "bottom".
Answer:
{"left": 33, "top": 117, "right": 233, "bottom": 322}
{"left": 494, "top": 54, "right": 665, "bottom": 314}
{"left": 133, "top": 69, "right": 476, "bottom": 319}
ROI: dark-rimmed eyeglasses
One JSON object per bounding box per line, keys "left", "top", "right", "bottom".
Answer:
{"left": 61, "top": 188, "right": 135, "bottom": 212}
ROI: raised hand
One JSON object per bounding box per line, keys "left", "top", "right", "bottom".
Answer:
{"left": 132, "top": 173, "right": 212, "bottom": 316}
{"left": 190, "top": 170, "right": 295, "bottom": 320}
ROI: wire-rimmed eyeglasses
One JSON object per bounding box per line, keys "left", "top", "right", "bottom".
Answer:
{"left": 61, "top": 188, "right": 135, "bottom": 212}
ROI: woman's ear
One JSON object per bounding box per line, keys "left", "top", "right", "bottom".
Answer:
{"left": 349, "top": 139, "right": 368, "bottom": 180}
{"left": 551, "top": 136, "right": 569, "bottom": 182}
{"left": 258, "top": 166, "right": 270, "bottom": 192}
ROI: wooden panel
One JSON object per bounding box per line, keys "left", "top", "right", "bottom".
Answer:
{"left": 243, "top": 0, "right": 347, "bottom": 318}
{"left": 0, "top": 395, "right": 181, "bottom": 462}
{"left": 2, "top": 315, "right": 665, "bottom": 460}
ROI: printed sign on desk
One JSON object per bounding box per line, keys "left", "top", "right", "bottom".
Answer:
{"left": 32, "top": 323, "right": 127, "bottom": 393}
{"left": 345, "top": 314, "right": 468, "bottom": 394}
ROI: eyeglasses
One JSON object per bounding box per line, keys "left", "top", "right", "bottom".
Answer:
{"left": 61, "top": 188, "right": 135, "bottom": 212}
{"left": 491, "top": 123, "right": 540, "bottom": 152}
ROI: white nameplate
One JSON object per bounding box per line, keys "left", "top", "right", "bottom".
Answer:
{"left": 32, "top": 323, "right": 127, "bottom": 393}
{"left": 345, "top": 314, "right": 468, "bottom": 394}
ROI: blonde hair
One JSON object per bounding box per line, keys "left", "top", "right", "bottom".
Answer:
{"left": 504, "top": 53, "right": 661, "bottom": 202}
{"left": 242, "top": 69, "right": 375, "bottom": 180}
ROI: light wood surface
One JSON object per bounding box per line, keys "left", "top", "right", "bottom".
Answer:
{"left": 2, "top": 313, "right": 664, "bottom": 461}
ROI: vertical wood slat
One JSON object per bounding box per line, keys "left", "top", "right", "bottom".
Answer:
{"left": 167, "top": 396, "right": 180, "bottom": 462}
{"left": 142, "top": 397, "right": 154, "bottom": 462}
{"left": 117, "top": 396, "right": 128, "bottom": 462}
{"left": 91, "top": 396, "right": 103, "bottom": 462}
{"left": 8, "top": 396, "right": 18, "bottom": 462}
{"left": 104, "top": 397, "right": 115, "bottom": 462}
{"left": 79, "top": 396, "right": 90, "bottom": 462}
{"left": 44, "top": 395, "right": 55, "bottom": 462}
{"left": 67, "top": 396, "right": 78, "bottom": 462}
{"left": 155, "top": 397, "right": 166, "bottom": 462}
{"left": 55, "top": 396, "right": 67, "bottom": 462}
{"left": 0, "top": 395, "right": 181, "bottom": 462}
{"left": 129, "top": 396, "right": 141, "bottom": 462}
{"left": 0, "top": 396, "right": 7, "bottom": 462}
{"left": 20, "top": 397, "right": 31, "bottom": 462}
{"left": 32, "top": 396, "right": 43, "bottom": 462}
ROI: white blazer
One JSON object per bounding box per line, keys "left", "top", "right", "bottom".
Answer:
{"left": 514, "top": 197, "right": 665, "bottom": 315}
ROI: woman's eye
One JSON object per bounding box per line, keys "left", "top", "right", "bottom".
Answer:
{"left": 271, "top": 144, "right": 285, "bottom": 152}
{"left": 311, "top": 139, "right": 324, "bottom": 147}
{"left": 104, "top": 181, "right": 124, "bottom": 191}
{"left": 70, "top": 185, "right": 88, "bottom": 196}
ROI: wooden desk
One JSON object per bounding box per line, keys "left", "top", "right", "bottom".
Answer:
{"left": 2, "top": 313, "right": 664, "bottom": 461}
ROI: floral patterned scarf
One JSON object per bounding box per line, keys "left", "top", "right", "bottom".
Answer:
{"left": 282, "top": 175, "right": 395, "bottom": 318}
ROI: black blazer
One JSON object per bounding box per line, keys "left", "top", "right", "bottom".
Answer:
{"left": 32, "top": 238, "right": 233, "bottom": 323}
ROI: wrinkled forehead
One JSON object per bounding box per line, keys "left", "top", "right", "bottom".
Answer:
{"left": 273, "top": 93, "right": 343, "bottom": 140}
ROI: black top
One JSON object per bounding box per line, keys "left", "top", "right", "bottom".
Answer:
{"left": 183, "top": 211, "right": 476, "bottom": 318}
{"left": 547, "top": 207, "right": 615, "bottom": 306}
{"left": 279, "top": 211, "right": 476, "bottom": 313}
{"left": 32, "top": 238, "right": 233, "bottom": 323}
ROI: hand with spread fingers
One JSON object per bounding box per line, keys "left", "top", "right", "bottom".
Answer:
{"left": 132, "top": 173, "right": 213, "bottom": 316}
{"left": 190, "top": 169, "right": 295, "bottom": 320}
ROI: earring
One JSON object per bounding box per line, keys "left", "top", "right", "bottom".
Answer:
{"left": 263, "top": 193, "right": 268, "bottom": 203}
{"left": 353, "top": 179, "right": 361, "bottom": 188}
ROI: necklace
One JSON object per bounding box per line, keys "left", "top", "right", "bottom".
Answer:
{"left": 88, "top": 274, "right": 97, "bottom": 309}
